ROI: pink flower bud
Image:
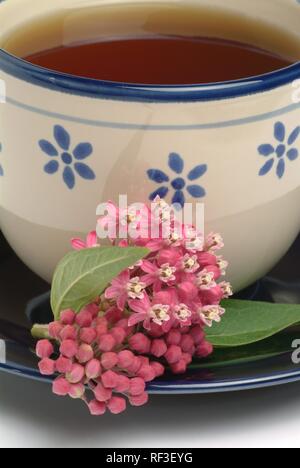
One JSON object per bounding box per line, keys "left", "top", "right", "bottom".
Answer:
{"left": 105, "top": 306, "right": 122, "bottom": 324}
{"left": 118, "top": 350, "right": 135, "bottom": 369}
{"left": 83, "top": 303, "right": 99, "bottom": 319}
{"left": 94, "top": 383, "right": 112, "bottom": 402}
{"left": 96, "top": 318, "right": 108, "bottom": 336}
{"left": 148, "top": 322, "right": 165, "bottom": 338}
{"left": 182, "top": 353, "right": 193, "bottom": 365}
{"left": 150, "top": 361, "right": 165, "bottom": 377}
{"left": 164, "top": 345, "right": 182, "bottom": 364}
{"left": 36, "top": 340, "right": 54, "bottom": 359}
{"left": 116, "top": 318, "right": 130, "bottom": 330}
{"left": 75, "top": 310, "right": 93, "bottom": 328}
{"left": 180, "top": 335, "right": 194, "bottom": 353}
{"left": 85, "top": 359, "right": 102, "bottom": 380}
{"left": 88, "top": 399, "right": 106, "bottom": 416}
{"left": 80, "top": 327, "right": 97, "bottom": 344}
{"left": 126, "top": 356, "right": 143, "bottom": 374}
{"left": 139, "top": 356, "right": 150, "bottom": 366}
{"left": 197, "top": 251, "right": 217, "bottom": 267}
{"left": 201, "top": 285, "right": 223, "bottom": 304}
{"left": 60, "top": 325, "right": 77, "bottom": 341}
{"left": 68, "top": 383, "right": 85, "bottom": 399}
{"left": 129, "top": 377, "right": 146, "bottom": 396}
{"left": 55, "top": 356, "right": 73, "bottom": 374}
{"left": 66, "top": 363, "right": 85, "bottom": 384}
{"left": 38, "top": 358, "right": 55, "bottom": 376}
{"left": 52, "top": 377, "right": 71, "bottom": 396}
{"left": 101, "top": 370, "right": 119, "bottom": 388}
{"left": 196, "top": 341, "right": 213, "bottom": 358}
{"left": 166, "top": 329, "right": 181, "bottom": 346}
{"left": 49, "top": 321, "right": 63, "bottom": 339}
{"left": 129, "top": 333, "right": 151, "bottom": 354}
{"left": 137, "top": 364, "right": 156, "bottom": 382}
{"left": 96, "top": 316, "right": 108, "bottom": 326}
{"left": 171, "top": 359, "right": 187, "bottom": 374}
{"left": 129, "top": 392, "right": 149, "bottom": 407}
{"left": 151, "top": 339, "right": 167, "bottom": 358}
{"left": 101, "top": 352, "right": 118, "bottom": 370}
{"left": 115, "top": 375, "right": 130, "bottom": 393}
{"left": 60, "top": 339, "right": 78, "bottom": 358}
{"left": 178, "top": 281, "right": 198, "bottom": 301}
{"left": 107, "top": 396, "right": 127, "bottom": 414}
{"left": 98, "top": 334, "right": 116, "bottom": 352}
{"left": 60, "top": 309, "right": 76, "bottom": 325}
{"left": 158, "top": 248, "right": 180, "bottom": 266}
{"left": 76, "top": 344, "right": 94, "bottom": 364}
{"left": 190, "top": 326, "right": 205, "bottom": 345}
{"left": 110, "top": 327, "right": 126, "bottom": 345}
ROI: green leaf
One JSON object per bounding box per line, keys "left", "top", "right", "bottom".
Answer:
{"left": 191, "top": 328, "right": 300, "bottom": 369}
{"left": 206, "top": 299, "right": 300, "bottom": 347}
{"left": 50, "top": 246, "right": 149, "bottom": 320}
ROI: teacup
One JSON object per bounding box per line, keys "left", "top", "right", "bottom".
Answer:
{"left": 1, "top": 0, "right": 300, "bottom": 291}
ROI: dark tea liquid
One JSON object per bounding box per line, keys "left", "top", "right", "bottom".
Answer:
{"left": 2, "top": 2, "right": 299, "bottom": 85}
{"left": 23, "top": 37, "right": 292, "bottom": 84}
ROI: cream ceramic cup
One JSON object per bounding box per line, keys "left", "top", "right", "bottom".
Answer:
{"left": 1, "top": 0, "right": 300, "bottom": 291}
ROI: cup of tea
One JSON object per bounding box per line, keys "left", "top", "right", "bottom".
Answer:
{"left": 0, "top": 0, "right": 300, "bottom": 291}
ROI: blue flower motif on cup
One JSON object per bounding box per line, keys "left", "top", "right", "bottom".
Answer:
{"left": 147, "top": 153, "right": 207, "bottom": 209}
{"left": 0, "top": 143, "right": 3, "bottom": 176}
{"left": 258, "top": 121, "right": 300, "bottom": 179}
{"left": 39, "top": 125, "right": 96, "bottom": 189}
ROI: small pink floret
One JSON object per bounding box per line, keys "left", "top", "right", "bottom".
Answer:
{"left": 129, "top": 333, "right": 151, "bottom": 354}
{"left": 56, "top": 356, "right": 73, "bottom": 374}
{"left": 60, "top": 309, "right": 76, "bottom": 325}
{"left": 164, "top": 345, "right": 182, "bottom": 364}
{"left": 76, "top": 344, "right": 94, "bottom": 364}
{"left": 101, "top": 370, "right": 119, "bottom": 389}
{"left": 166, "top": 330, "right": 181, "bottom": 346}
{"left": 68, "top": 383, "right": 85, "bottom": 399}
{"left": 75, "top": 310, "right": 93, "bottom": 328}
{"left": 110, "top": 327, "right": 126, "bottom": 345}
{"left": 196, "top": 341, "right": 213, "bottom": 358}
{"left": 53, "top": 377, "right": 71, "bottom": 396}
{"left": 38, "top": 358, "right": 55, "bottom": 376}
{"left": 88, "top": 400, "right": 106, "bottom": 416}
{"left": 85, "top": 359, "right": 102, "bottom": 379}
{"left": 101, "top": 352, "right": 119, "bottom": 370}
{"left": 118, "top": 350, "right": 135, "bottom": 369}
{"left": 60, "top": 339, "right": 78, "bottom": 358}
{"left": 129, "top": 377, "right": 146, "bottom": 396}
{"left": 36, "top": 340, "right": 54, "bottom": 359}
{"left": 137, "top": 364, "right": 156, "bottom": 382}
{"left": 115, "top": 375, "right": 130, "bottom": 393}
{"left": 98, "top": 334, "right": 116, "bottom": 352}
{"left": 94, "top": 383, "right": 112, "bottom": 402}
{"left": 107, "top": 396, "right": 127, "bottom": 414}
{"left": 60, "top": 325, "right": 77, "bottom": 341}
{"left": 151, "top": 339, "right": 167, "bottom": 358}
{"left": 129, "top": 392, "right": 149, "bottom": 407}
{"left": 48, "top": 322, "right": 63, "bottom": 339}
{"left": 150, "top": 361, "right": 165, "bottom": 377}
{"left": 66, "top": 363, "right": 85, "bottom": 384}
{"left": 80, "top": 327, "right": 97, "bottom": 344}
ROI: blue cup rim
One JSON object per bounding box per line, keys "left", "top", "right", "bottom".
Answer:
{"left": 1, "top": 47, "right": 300, "bottom": 103}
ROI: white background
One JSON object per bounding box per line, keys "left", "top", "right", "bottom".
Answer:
{"left": 1, "top": 371, "right": 300, "bottom": 448}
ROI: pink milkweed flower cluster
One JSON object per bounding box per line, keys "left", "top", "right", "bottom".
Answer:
{"left": 36, "top": 198, "right": 232, "bottom": 416}
{"left": 100, "top": 197, "right": 232, "bottom": 332}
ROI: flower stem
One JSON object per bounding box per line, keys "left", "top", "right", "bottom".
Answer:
{"left": 31, "top": 324, "right": 50, "bottom": 340}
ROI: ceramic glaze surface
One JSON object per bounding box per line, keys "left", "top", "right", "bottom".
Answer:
{"left": 0, "top": 0, "right": 300, "bottom": 291}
